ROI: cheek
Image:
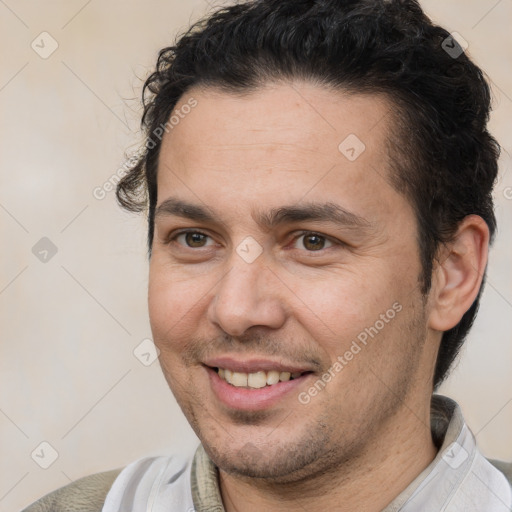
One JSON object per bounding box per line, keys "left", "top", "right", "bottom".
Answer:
{"left": 291, "top": 269, "right": 385, "bottom": 335}
{"left": 147, "top": 262, "right": 206, "bottom": 350}
{"left": 292, "top": 267, "right": 411, "bottom": 364}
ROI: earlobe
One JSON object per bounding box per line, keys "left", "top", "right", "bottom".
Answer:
{"left": 428, "top": 215, "right": 489, "bottom": 332}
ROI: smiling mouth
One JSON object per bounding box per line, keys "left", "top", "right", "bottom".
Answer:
{"left": 214, "top": 367, "right": 312, "bottom": 389}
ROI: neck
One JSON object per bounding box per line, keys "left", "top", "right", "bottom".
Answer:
{"left": 219, "top": 397, "right": 437, "bottom": 512}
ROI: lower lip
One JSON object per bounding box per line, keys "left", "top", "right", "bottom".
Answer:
{"left": 205, "top": 366, "right": 312, "bottom": 411}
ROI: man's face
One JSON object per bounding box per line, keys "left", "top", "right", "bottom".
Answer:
{"left": 148, "top": 82, "right": 438, "bottom": 481}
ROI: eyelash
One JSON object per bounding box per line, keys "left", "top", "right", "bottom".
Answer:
{"left": 166, "top": 229, "right": 340, "bottom": 253}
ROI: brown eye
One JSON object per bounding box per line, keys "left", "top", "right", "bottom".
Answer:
{"left": 175, "top": 231, "right": 213, "bottom": 248}
{"left": 294, "top": 232, "right": 333, "bottom": 251}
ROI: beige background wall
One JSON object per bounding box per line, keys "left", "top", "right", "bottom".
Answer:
{"left": 1, "top": 1, "right": 511, "bottom": 510}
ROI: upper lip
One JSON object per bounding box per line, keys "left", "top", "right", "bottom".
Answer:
{"left": 204, "top": 356, "right": 315, "bottom": 374}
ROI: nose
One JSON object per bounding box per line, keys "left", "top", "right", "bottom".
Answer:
{"left": 207, "top": 256, "right": 287, "bottom": 337}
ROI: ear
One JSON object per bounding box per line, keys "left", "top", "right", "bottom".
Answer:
{"left": 428, "top": 215, "right": 490, "bottom": 331}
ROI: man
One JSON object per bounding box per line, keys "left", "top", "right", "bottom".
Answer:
{"left": 23, "top": 0, "right": 511, "bottom": 510}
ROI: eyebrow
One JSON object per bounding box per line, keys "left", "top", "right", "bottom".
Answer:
{"left": 154, "top": 198, "right": 375, "bottom": 233}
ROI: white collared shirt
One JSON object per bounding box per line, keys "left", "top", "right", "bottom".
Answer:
{"left": 102, "top": 395, "right": 512, "bottom": 511}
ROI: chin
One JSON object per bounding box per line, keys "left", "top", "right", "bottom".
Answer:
{"left": 203, "top": 433, "right": 333, "bottom": 482}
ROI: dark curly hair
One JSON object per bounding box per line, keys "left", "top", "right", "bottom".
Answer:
{"left": 116, "top": 0, "right": 500, "bottom": 390}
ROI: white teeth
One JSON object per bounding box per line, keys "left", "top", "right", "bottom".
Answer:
{"left": 279, "top": 371, "right": 291, "bottom": 382}
{"left": 266, "top": 370, "right": 280, "bottom": 385}
{"left": 231, "top": 372, "right": 248, "bottom": 387}
{"left": 247, "top": 371, "right": 267, "bottom": 389}
{"left": 216, "top": 368, "right": 304, "bottom": 388}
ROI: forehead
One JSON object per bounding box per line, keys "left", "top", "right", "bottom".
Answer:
{"left": 160, "top": 81, "right": 394, "bottom": 162}
{"left": 156, "top": 81, "right": 407, "bottom": 227}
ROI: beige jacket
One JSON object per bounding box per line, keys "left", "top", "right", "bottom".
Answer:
{"left": 21, "top": 469, "right": 122, "bottom": 512}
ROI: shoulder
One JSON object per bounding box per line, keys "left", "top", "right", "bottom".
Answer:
{"left": 20, "top": 455, "right": 193, "bottom": 512}
{"left": 489, "top": 458, "right": 512, "bottom": 486}
{"left": 21, "top": 468, "right": 122, "bottom": 512}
